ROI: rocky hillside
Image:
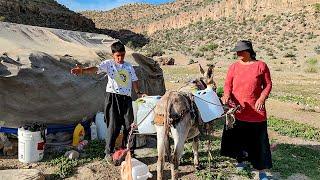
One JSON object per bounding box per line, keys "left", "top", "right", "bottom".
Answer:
{"left": 0, "top": 0, "right": 150, "bottom": 48}
{"left": 0, "top": 0, "right": 95, "bottom": 32}
{"left": 83, "top": 1, "right": 320, "bottom": 67}
{"left": 82, "top": 0, "right": 320, "bottom": 34}
{"left": 142, "top": 7, "right": 320, "bottom": 63}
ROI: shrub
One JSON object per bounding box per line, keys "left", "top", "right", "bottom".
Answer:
{"left": 306, "top": 58, "right": 318, "bottom": 65}
{"left": 304, "top": 66, "right": 318, "bottom": 73}
{"left": 307, "top": 32, "right": 317, "bottom": 39}
{"left": 199, "top": 43, "right": 219, "bottom": 52}
{"left": 0, "top": 16, "right": 5, "bottom": 21}
{"left": 283, "top": 52, "right": 296, "bottom": 58}
{"left": 188, "top": 59, "right": 195, "bottom": 65}
{"left": 314, "top": 3, "right": 320, "bottom": 13}
{"left": 314, "top": 45, "right": 320, "bottom": 54}
{"left": 193, "top": 51, "right": 204, "bottom": 58}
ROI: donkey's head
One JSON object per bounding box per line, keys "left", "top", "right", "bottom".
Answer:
{"left": 199, "top": 63, "right": 217, "bottom": 91}
{"left": 179, "top": 63, "right": 217, "bottom": 93}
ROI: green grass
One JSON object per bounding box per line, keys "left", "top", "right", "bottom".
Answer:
{"left": 304, "top": 58, "right": 319, "bottom": 73}
{"left": 183, "top": 118, "right": 320, "bottom": 179}
{"left": 268, "top": 116, "right": 320, "bottom": 141}
{"left": 306, "top": 58, "right": 318, "bottom": 65}
{"left": 183, "top": 120, "right": 253, "bottom": 180}
{"left": 270, "top": 93, "right": 319, "bottom": 107}
{"left": 272, "top": 144, "right": 320, "bottom": 179}
{"left": 314, "top": 3, "right": 320, "bottom": 13}
{"left": 46, "top": 140, "right": 105, "bottom": 178}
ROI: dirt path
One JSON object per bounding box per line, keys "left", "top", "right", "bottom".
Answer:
{"left": 269, "top": 130, "right": 320, "bottom": 150}
{"left": 267, "top": 99, "right": 320, "bottom": 129}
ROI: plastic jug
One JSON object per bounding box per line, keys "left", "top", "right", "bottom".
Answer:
{"left": 132, "top": 101, "right": 139, "bottom": 124}
{"left": 131, "top": 158, "right": 153, "bottom": 180}
{"left": 72, "top": 123, "right": 85, "bottom": 146}
{"left": 95, "top": 112, "right": 107, "bottom": 140}
{"left": 135, "top": 96, "right": 161, "bottom": 134}
{"left": 18, "top": 127, "right": 46, "bottom": 163}
{"left": 193, "top": 88, "right": 224, "bottom": 122}
{"left": 90, "top": 122, "right": 98, "bottom": 140}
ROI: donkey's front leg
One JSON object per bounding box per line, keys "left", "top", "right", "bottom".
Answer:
{"left": 192, "top": 136, "right": 201, "bottom": 170}
{"left": 170, "top": 125, "right": 189, "bottom": 180}
{"left": 156, "top": 125, "right": 167, "bottom": 180}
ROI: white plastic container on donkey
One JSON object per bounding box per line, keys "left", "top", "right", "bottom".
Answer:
{"left": 132, "top": 96, "right": 161, "bottom": 134}
{"left": 193, "top": 87, "right": 224, "bottom": 122}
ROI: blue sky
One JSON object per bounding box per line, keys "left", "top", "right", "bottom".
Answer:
{"left": 57, "top": 0, "right": 172, "bottom": 11}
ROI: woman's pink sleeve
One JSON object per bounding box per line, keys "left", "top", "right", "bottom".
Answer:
{"left": 224, "top": 65, "right": 234, "bottom": 97}
{"left": 261, "top": 64, "right": 272, "bottom": 98}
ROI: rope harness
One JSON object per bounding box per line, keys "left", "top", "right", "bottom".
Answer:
{"left": 154, "top": 92, "right": 199, "bottom": 127}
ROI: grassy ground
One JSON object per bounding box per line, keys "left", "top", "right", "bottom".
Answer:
{"left": 43, "top": 140, "right": 105, "bottom": 179}
{"left": 41, "top": 116, "right": 320, "bottom": 179}
{"left": 159, "top": 64, "right": 320, "bottom": 179}
{"left": 272, "top": 144, "right": 320, "bottom": 179}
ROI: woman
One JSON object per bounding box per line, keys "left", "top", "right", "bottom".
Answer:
{"left": 221, "top": 40, "right": 272, "bottom": 180}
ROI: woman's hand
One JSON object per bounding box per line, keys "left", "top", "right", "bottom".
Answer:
{"left": 255, "top": 96, "right": 266, "bottom": 111}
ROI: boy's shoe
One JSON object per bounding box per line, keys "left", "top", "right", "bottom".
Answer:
{"left": 235, "top": 162, "right": 246, "bottom": 171}
{"left": 259, "top": 172, "right": 269, "bottom": 180}
{"left": 103, "top": 154, "right": 113, "bottom": 165}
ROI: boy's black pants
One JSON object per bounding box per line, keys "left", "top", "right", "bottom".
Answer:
{"left": 104, "top": 92, "right": 135, "bottom": 155}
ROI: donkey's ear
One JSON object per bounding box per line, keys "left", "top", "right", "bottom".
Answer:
{"left": 199, "top": 63, "right": 205, "bottom": 75}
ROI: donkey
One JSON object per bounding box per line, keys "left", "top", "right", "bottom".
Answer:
{"left": 153, "top": 64, "right": 217, "bottom": 180}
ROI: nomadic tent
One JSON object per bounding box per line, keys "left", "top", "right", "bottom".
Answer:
{"left": 0, "top": 22, "right": 165, "bottom": 129}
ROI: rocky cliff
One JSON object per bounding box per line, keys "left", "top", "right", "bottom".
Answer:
{"left": 0, "top": 0, "right": 96, "bottom": 32}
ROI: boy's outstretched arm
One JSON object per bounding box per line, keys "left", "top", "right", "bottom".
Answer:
{"left": 133, "top": 80, "right": 147, "bottom": 98}
{"left": 71, "top": 64, "right": 98, "bottom": 75}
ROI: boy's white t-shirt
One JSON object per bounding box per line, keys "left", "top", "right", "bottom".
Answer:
{"left": 98, "top": 60, "right": 138, "bottom": 97}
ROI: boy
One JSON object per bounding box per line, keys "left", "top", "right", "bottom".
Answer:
{"left": 71, "top": 41, "right": 143, "bottom": 163}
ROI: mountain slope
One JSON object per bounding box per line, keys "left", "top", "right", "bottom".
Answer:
{"left": 82, "top": 0, "right": 320, "bottom": 34}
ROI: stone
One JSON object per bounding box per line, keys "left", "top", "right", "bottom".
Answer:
{"left": 0, "top": 169, "right": 45, "bottom": 180}
{"left": 154, "top": 56, "right": 175, "bottom": 66}
{"left": 64, "top": 150, "right": 80, "bottom": 159}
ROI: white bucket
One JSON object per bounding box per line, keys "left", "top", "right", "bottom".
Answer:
{"left": 193, "top": 88, "right": 224, "bottom": 122}
{"left": 95, "top": 112, "right": 107, "bottom": 140}
{"left": 18, "top": 128, "right": 46, "bottom": 163}
{"left": 133, "top": 96, "right": 161, "bottom": 134}
{"left": 131, "top": 158, "right": 153, "bottom": 180}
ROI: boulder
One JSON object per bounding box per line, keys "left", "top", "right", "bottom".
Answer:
{"left": 154, "top": 56, "right": 175, "bottom": 66}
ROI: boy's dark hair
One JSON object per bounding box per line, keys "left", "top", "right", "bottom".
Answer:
{"left": 111, "top": 41, "right": 125, "bottom": 53}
